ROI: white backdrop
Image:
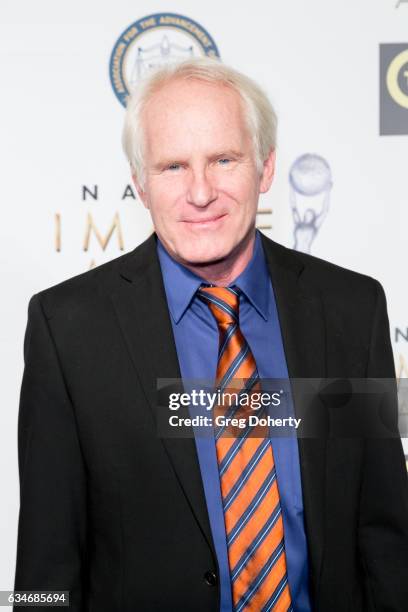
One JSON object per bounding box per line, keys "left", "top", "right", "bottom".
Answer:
{"left": 1, "top": 0, "right": 407, "bottom": 597}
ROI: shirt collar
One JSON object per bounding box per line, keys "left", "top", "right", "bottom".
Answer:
{"left": 157, "top": 229, "right": 270, "bottom": 324}
{"left": 157, "top": 239, "right": 203, "bottom": 323}
{"left": 231, "top": 230, "right": 270, "bottom": 321}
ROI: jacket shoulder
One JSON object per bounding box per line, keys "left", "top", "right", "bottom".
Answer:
{"left": 33, "top": 234, "right": 157, "bottom": 319}
{"left": 261, "top": 233, "right": 383, "bottom": 298}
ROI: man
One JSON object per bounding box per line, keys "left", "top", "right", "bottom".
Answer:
{"left": 14, "top": 58, "right": 408, "bottom": 611}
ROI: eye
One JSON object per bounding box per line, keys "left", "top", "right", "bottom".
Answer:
{"left": 218, "top": 158, "right": 231, "bottom": 165}
{"left": 166, "top": 163, "right": 181, "bottom": 171}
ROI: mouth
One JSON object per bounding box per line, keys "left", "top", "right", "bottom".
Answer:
{"left": 181, "top": 213, "right": 227, "bottom": 228}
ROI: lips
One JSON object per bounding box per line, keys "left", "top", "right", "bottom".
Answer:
{"left": 182, "top": 213, "right": 227, "bottom": 224}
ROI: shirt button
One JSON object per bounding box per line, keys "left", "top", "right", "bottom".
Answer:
{"left": 204, "top": 570, "right": 217, "bottom": 587}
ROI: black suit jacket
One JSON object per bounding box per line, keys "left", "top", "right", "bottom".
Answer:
{"left": 14, "top": 232, "right": 408, "bottom": 611}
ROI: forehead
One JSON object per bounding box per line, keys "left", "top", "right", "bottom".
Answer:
{"left": 142, "top": 78, "right": 251, "bottom": 158}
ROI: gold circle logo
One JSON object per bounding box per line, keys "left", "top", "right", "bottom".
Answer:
{"left": 386, "top": 49, "right": 408, "bottom": 109}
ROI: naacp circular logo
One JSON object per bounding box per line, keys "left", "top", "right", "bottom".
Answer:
{"left": 109, "top": 13, "right": 220, "bottom": 107}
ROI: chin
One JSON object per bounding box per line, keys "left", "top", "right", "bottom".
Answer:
{"left": 176, "top": 242, "right": 230, "bottom": 267}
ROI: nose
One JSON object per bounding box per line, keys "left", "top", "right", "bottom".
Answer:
{"left": 186, "top": 168, "right": 217, "bottom": 207}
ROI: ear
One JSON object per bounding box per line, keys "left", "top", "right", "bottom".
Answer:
{"left": 132, "top": 170, "right": 149, "bottom": 209}
{"left": 259, "top": 148, "right": 276, "bottom": 194}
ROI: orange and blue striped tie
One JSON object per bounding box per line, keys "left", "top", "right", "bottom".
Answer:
{"left": 198, "top": 285, "right": 292, "bottom": 612}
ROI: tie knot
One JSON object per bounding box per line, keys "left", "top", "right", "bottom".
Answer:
{"left": 197, "top": 285, "right": 240, "bottom": 326}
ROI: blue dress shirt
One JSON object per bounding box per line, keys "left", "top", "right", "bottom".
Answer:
{"left": 157, "top": 230, "right": 311, "bottom": 612}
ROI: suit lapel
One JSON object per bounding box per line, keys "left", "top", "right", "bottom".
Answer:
{"left": 110, "top": 234, "right": 215, "bottom": 555}
{"left": 261, "top": 233, "right": 327, "bottom": 599}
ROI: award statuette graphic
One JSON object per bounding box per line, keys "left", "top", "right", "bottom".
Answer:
{"left": 110, "top": 13, "right": 220, "bottom": 108}
{"left": 289, "top": 153, "right": 333, "bottom": 254}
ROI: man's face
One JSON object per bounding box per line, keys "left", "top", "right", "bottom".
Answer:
{"left": 135, "top": 78, "right": 275, "bottom": 266}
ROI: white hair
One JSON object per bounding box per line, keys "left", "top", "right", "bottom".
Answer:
{"left": 122, "top": 57, "right": 277, "bottom": 185}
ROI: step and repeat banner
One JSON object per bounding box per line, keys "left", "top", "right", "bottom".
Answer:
{"left": 1, "top": 0, "right": 407, "bottom": 592}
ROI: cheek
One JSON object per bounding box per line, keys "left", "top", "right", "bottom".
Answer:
{"left": 146, "top": 180, "right": 184, "bottom": 217}
{"left": 216, "top": 165, "right": 259, "bottom": 198}
{"left": 221, "top": 179, "right": 258, "bottom": 212}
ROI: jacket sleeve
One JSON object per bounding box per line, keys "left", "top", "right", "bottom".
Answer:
{"left": 14, "top": 294, "right": 87, "bottom": 611}
{"left": 358, "top": 280, "right": 408, "bottom": 611}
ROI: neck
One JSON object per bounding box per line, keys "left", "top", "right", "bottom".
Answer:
{"left": 183, "top": 229, "right": 256, "bottom": 287}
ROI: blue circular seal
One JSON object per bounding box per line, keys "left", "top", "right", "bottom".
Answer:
{"left": 109, "top": 13, "right": 221, "bottom": 107}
